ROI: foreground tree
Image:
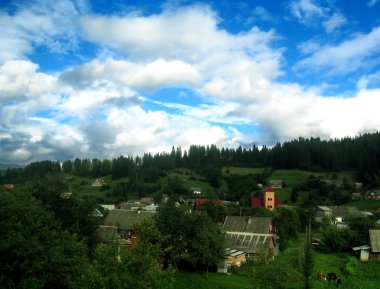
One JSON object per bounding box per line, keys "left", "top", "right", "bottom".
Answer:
{"left": 300, "top": 222, "right": 314, "bottom": 289}
{"left": 0, "top": 190, "right": 89, "bottom": 289}
{"left": 273, "top": 207, "right": 301, "bottom": 249}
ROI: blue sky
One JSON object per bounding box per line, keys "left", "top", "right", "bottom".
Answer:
{"left": 1, "top": 0, "right": 380, "bottom": 166}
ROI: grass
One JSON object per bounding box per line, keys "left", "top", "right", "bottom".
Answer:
{"left": 174, "top": 271, "right": 253, "bottom": 289}
{"left": 223, "top": 167, "right": 264, "bottom": 175}
{"left": 174, "top": 234, "right": 380, "bottom": 289}
{"left": 343, "top": 199, "right": 380, "bottom": 211}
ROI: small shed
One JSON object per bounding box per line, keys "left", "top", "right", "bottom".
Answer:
{"left": 352, "top": 245, "right": 371, "bottom": 262}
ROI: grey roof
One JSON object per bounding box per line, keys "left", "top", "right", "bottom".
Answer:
{"left": 103, "top": 209, "right": 155, "bottom": 231}
{"left": 225, "top": 232, "right": 273, "bottom": 253}
{"left": 369, "top": 230, "right": 380, "bottom": 253}
{"left": 331, "top": 206, "right": 359, "bottom": 218}
{"left": 222, "top": 216, "right": 272, "bottom": 234}
{"left": 316, "top": 206, "right": 332, "bottom": 211}
{"left": 223, "top": 216, "right": 274, "bottom": 254}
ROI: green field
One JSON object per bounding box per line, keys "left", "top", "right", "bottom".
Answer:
{"left": 344, "top": 199, "right": 380, "bottom": 211}
{"left": 174, "top": 236, "right": 380, "bottom": 289}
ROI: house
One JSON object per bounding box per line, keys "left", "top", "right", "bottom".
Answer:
{"left": 315, "top": 206, "right": 359, "bottom": 225}
{"left": 355, "top": 182, "right": 363, "bottom": 189}
{"left": 365, "top": 190, "right": 380, "bottom": 200}
{"left": 222, "top": 216, "right": 278, "bottom": 262}
{"left": 251, "top": 187, "right": 282, "bottom": 211}
{"left": 102, "top": 209, "right": 156, "bottom": 245}
{"left": 351, "top": 192, "right": 362, "bottom": 200}
{"left": 100, "top": 204, "right": 116, "bottom": 211}
{"left": 269, "top": 180, "right": 283, "bottom": 188}
{"left": 194, "top": 198, "right": 224, "bottom": 211}
{"left": 315, "top": 206, "right": 333, "bottom": 222}
{"left": 369, "top": 230, "right": 380, "bottom": 260}
{"left": 331, "top": 206, "right": 360, "bottom": 224}
{"left": 139, "top": 197, "right": 155, "bottom": 206}
{"left": 60, "top": 192, "right": 72, "bottom": 199}
{"left": 3, "top": 184, "right": 14, "bottom": 189}
{"left": 92, "top": 178, "right": 106, "bottom": 187}
{"left": 191, "top": 187, "right": 202, "bottom": 195}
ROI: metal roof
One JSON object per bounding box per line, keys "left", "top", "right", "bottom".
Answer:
{"left": 103, "top": 209, "right": 155, "bottom": 230}
{"left": 222, "top": 216, "right": 272, "bottom": 234}
{"left": 225, "top": 232, "right": 273, "bottom": 254}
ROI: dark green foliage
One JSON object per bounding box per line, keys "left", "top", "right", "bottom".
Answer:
{"left": 155, "top": 202, "right": 225, "bottom": 272}
{"left": 0, "top": 190, "right": 89, "bottom": 289}
{"left": 28, "top": 178, "right": 100, "bottom": 249}
{"left": 321, "top": 226, "right": 353, "bottom": 252}
{"left": 300, "top": 224, "right": 314, "bottom": 289}
{"left": 273, "top": 207, "right": 301, "bottom": 250}
{"left": 347, "top": 215, "right": 375, "bottom": 246}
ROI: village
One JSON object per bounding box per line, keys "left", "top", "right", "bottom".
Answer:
{"left": 89, "top": 178, "right": 380, "bottom": 276}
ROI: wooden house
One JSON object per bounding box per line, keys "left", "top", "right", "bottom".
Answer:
{"left": 222, "top": 216, "right": 278, "bottom": 263}
{"left": 92, "top": 178, "right": 106, "bottom": 187}
{"left": 102, "top": 209, "right": 155, "bottom": 246}
{"left": 315, "top": 206, "right": 333, "bottom": 222}
{"left": 3, "top": 184, "right": 14, "bottom": 189}
{"left": 351, "top": 192, "right": 362, "bottom": 200}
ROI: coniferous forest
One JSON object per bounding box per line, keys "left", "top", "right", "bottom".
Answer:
{"left": 3, "top": 132, "right": 380, "bottom": 186}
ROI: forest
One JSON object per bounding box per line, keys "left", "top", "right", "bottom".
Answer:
{"left": 3, "top": 132, "right": 380, "bottom": 187}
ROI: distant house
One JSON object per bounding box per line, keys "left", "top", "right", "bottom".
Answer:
{"left": 365, "top": 190, "right": 380, "bottom": 200}
{"left": 251, "top": 187, "right": 282, "bottom": 211}
{"left": 315, "top": 206, "right": 359, "bottom": 225}
{"left": 315, "top": 206, "right": 333, "bottom": 222}
{"left": 351, "top": 192, "right": 362, "bottom": 200}
{"left": 100, "top": 204, "right": 116, "bottom": 211}
{"left": 355, "top": 182, "right": 363, "bottom": 189}
{"left": 222, "top": 216, "right": 278, "bottom": 262}
{"left": 269, "top": 180, "right": 283, "bottom": 188}
{"left": 60, "top": 192, "right": 72, "bottom": 199}
{"left": 194, "top": 198, "right": 224, "bottom": 211}
{"left": 331, "top": 206, "right": 360, "bottom": 224}
{"left": 369, "top": 230, "right": 380, "bottom": 260}
{"left": 191, "top": 187, "right": 202, "bottom": 195}
{"left": 3, "top": 184, "right": 14, "bottom": 189}
{"left": 92, "top": 178, "right": 106, "bottom": 187}
{"left": 139, "top": 197, "right": 155, "bottom": 206}
{"left": 102, "top": 209, "right": 156, "bottom": 246}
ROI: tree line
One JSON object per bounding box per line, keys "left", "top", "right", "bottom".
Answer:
{"left": 2, "top": 132, "right": 380, "bottom": 186}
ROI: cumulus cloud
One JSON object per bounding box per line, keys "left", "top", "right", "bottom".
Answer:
{"left": 0, "top": 60, "right": 56, "bottom": 100}
{"left": 0, "top": 0, "right": 84, "bottom": 62}
{"left": 2, "top": 1, "right": 380, "bottom": 166}
{"left": 296, "top": 27, "right": 380, "bottom": 73}
{"left": 322, "top": 13, "right": 347, "bottom": 33}
{"left": 288, "top": 0, "right": 326, "bottom": 25}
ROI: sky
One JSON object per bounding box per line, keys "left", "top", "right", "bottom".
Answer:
{"left": 1, "top": 0, "right": 380, "bottom": 166}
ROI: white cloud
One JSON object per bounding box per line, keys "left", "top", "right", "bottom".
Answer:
{"left": 322, "top": 13, "right": 347, "bottom": 33}
{"left": 0, "top": 0, "right": 84, "bottom": 62}
{"left": 0, "top": 60, "right": 56, "bottom": 100}
{"left": 60, "top": 58, "right": 201, "bottom": 91}
{"left": 367, "top": 0, "right": 379, "bottom": 7}
{"left": 289, "top": 0, "right": 326, "bottom": 25}
{"left": 296, "top": 27, "right": 380, "bottom": 73}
